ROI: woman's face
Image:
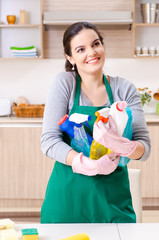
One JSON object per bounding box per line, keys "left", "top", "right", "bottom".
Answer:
{"left": 67, "top": 29, "right": 105, "bottom": 75}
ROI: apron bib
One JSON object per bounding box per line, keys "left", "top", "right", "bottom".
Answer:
{"left": 41, "top": 74, "right": 136, "bottom": 223}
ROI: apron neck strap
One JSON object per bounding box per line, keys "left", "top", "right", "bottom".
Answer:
{"left": 103, "top": 74, "right": 114, "bottom": 105}
{"left": 73, "top": 74, "right": 82, "bottom": 106}
{"left": 74, "top": 74, "right": 114, "bottom": 106}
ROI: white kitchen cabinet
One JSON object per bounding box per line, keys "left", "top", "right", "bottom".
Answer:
{"left": 0, "top": 0, "right": 43, "bottom": 58}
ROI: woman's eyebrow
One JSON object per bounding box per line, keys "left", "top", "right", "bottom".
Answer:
{"left": 92, "top": 38, "right": 100, "bottom": 43}
{"left": 75, "top": 38, "right": 100, "bottom": 51}
{"left": 75, "top": 45, "right": 84, "bottom": 51}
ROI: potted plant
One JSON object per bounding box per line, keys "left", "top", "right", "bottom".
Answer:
{"left": 138, "top": 87, "right": 152, "bottom": 106}
{"left": 138, "top": 87, "right": 154, "bottom": 113}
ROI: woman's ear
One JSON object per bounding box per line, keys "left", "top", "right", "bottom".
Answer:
{"left": 65, "top": 54, "right": 74, "bottom": 66}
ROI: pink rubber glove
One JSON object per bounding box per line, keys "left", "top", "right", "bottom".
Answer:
{"left": 93, "top": 116, "right": 138, "bottom": 157}
{"left": 72, "top": 152, "right": 119, "bottom": 176}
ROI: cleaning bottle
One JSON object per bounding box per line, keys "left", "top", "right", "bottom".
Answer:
{"left": 108, "top": 101, "right": 133, "bottom": 167}
{"left": 69, "top": 113, "right": 92, "bottom": 157}
{"left": 95, "top": 101, "right": 132, "bottom": 167}
{"left": 90, "top": 108, "right": 112, "bottom": 160}
{"left": 109, "top": 101, "right": 128, "bottom": 136}
{"left": 58, "top": 114, "right": 93, "bottom": 146}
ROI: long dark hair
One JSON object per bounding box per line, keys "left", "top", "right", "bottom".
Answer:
{"left": 63, "top": 22, "right": 104, "bottom": 74}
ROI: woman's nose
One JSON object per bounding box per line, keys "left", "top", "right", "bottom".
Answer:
{"left": 87, "top": 47, "right": 96, "bottom": 56}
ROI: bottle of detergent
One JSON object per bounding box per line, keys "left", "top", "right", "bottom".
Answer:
{"left": 69, "top": 113, "right": 92, "bottom": 157}
{"left": 90, "top": 108, "right": 112, "bottom": 160}
{"left": 109, "top": 101, "right": 128, "bottom": 136}
{"left": 108, "top": 101, "right": 133, "bottom": 167}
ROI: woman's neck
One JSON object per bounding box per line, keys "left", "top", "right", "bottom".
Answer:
{"left": 80, "top": 71, "right": 104, "bottom": 90}
{"left": 79, "top": 70, "right": 108, "bottom": 106}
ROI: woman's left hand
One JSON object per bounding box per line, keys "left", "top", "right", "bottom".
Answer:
{"left": 93, "top": 116, "right": 138, "bottom": 157}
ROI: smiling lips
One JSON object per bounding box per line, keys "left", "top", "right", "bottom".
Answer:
{"left": 86, "top": 57, "right": 100, "bottom": 64}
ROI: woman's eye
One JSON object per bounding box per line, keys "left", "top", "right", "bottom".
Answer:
{"left": 93, "top": 42, "right": 100, "bottom": 47}
{"left": 77, "top": 48, "right": 85, "bottom": 53}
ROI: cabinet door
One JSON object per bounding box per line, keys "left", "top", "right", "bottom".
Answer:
{"left": 0, "top": 127, "right": 54, "bottom": 200}
{"left": 128, "top": 123, "right": 159, "bottom": 199}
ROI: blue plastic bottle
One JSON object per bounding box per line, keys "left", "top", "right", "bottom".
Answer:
{"left": 58, "top": 114, "right": 93, "bottom": 154}
{"left": 71, "top": 123, "right": 90, "bottom": 157}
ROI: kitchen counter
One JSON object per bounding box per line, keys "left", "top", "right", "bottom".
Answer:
{"left": 144, "top": 113, "right": 159, "bottom": 123}
{"left": 14, "top": 223, "right": 159, "bottom": 240}
{"left": 0, "top": 114, "right": 159, "bottom": 124}
{"left": 0, "top": 116, "right": 43, "bottom": 124}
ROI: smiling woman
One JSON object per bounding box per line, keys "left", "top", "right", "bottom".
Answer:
{"left": 63, "top": 22, "right": 104, "bottom": 74}
{"left": 66, "top": 29, "right": 105, "bottom": 82}
{"left": 40, "top": 22, "right": 151, "bottom": 224}
{"left": 63, "top": 22, "right": 108, "bottom": 107}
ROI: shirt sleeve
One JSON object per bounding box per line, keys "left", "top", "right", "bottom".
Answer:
{"left": 41, "top": 72, "right": 75, "bottom": 164}
{"left": 117, "top": 77, "right": 151, "bottom": 161}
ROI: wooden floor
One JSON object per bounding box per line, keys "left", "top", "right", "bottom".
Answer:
{"left": 9, "top": 211, "right": 159, "bottom": 224}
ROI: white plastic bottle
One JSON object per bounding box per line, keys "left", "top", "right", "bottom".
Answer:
{"left": 109, "top": 101, "right": 128, "bottom": 136}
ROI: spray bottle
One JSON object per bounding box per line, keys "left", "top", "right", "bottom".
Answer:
{"left": 58, "top": 114, "right": 93, "bottom": 146}
{"left": 69, "top": 113, "right": 92, "bottom": 157}
{"left": 58, "top": 113, "right": 93, "bottom": 157}
{"left": 90, "top": 108, "right": 112, "bottom": 160}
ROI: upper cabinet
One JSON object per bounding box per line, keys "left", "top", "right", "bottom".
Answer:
{"left": 42, "top": 0, "right": 133, "bottom": 59}
{"left": 133, "top": 0, "right": 159, "bottom": 58}
{"left": 0, "top": 0, "right": 43, "bottom": 59}
{"left": 43, "top": 11, "right": 133, "bottom": 26}
{"left": 1, "top": 0, "right": 159, "bottom": 59}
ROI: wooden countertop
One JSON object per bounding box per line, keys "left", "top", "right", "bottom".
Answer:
{"left": 0, "top": 116, "right": 43, "bottom": 124}
{"left": 0, "top": 114, "right": 159, "bottom": 124}
{"left": 144, "top": 113, "right": 159, "bottom": 123}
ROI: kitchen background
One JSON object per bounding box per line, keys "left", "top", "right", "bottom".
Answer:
{"left": 0, "top": 0, "right": 159, "bottom": 224}
{"left": 0, "top": 0, "right": 159, "bottom": 112}
{"left": 0, "top": 58, "right": 159, "bottom": 109}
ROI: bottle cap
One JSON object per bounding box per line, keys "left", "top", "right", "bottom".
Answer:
{"left": 58, "top": 114, "right": 68, "bottom": 125}
{"left": 116, "top": 101, "right": 127, "bottom": 111}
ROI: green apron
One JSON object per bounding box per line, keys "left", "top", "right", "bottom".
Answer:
{"left": 41, "top": 74, "right": 136, "bottom": 223}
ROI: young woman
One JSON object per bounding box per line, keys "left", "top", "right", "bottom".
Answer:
{"left": 41, "top": 22, "right": 151, "bottom": 223}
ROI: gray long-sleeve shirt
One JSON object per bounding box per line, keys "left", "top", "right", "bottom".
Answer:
{"left": 41, "top": 71, "right": 151, "bottom": 164}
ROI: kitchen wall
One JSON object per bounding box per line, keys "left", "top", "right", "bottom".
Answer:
{"left": 0, "top": 58, "right": 158, "bottom": 107}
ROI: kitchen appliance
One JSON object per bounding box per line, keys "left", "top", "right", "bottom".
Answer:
{"left": 141, "top": 3, "right": 159, "bottom": 23}
{"left": 0, "top": 98, "right": 12, "bottom": 116}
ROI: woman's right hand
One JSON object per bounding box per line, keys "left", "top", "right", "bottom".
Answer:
{"left": 72, "top": 152, "right": 119, "bottom": 176}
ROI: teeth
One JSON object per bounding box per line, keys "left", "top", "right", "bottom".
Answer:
{"left": 87, "top": 58, "right": 99, "bottom": 64}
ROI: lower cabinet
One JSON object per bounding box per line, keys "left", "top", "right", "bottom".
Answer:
{"left": 0, "top": 121, "right": 159, "bottom": 214}
{"left": 0, "top": 125, "right": 54, "bottom": 214}
{"left": 128, "top": 123, "right": 159, "bottom": 209}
